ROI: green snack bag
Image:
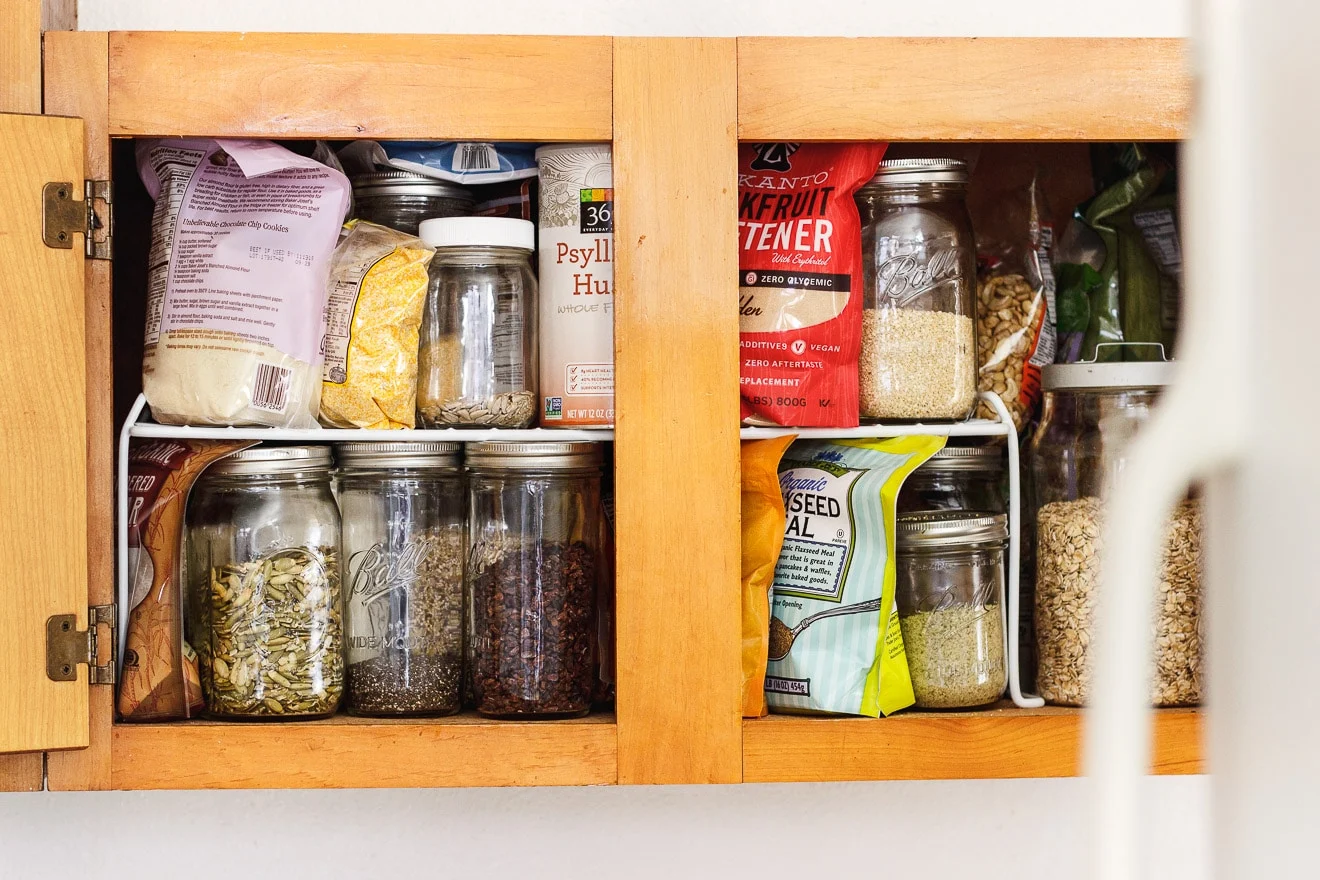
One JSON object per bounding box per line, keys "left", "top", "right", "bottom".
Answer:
{"left": 766, "top": 435, "right": 945, "bottom": 717}
{"left": 1054, "top": 145, "right": 1180, "bottom": 363}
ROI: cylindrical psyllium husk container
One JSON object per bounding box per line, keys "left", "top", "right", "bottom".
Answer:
{"left": 535, "top": 144, "right": 615, "bottom": 427}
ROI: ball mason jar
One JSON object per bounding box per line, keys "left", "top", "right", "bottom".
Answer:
{"left": 1027, "top": 355, "right": 1203, "bottom": 707}
{"left": 336, "top": 441, "right": 466, "bottom": 717}
{"left": 351, "top": 171, "right": 474, "bottom": 235}
{"left": 895, "top": 511, "right": 1009, "bottom": 709}
{"left": 855, "top": 158, "right": 978, "bottom": 421}
{"left": 466, "top": 441, "right": 602, "bottom": 719}
{"left": 416, "top": 217, "right": 538, "bottom": 429}
{"left": 186, "top": 446, "right": 343, "bottom": 720}
{"left": 897, "top": 443, "right": 1007, "bottom": 514}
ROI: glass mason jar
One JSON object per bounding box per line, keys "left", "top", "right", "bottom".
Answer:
{"left": 466, "top": 441, "right": 602, "bottom": 719}
{"left": 897, "top": 444, "right": 1007, "bottom": 514}
{"left": 336, "top": 441, "right": 466, "bottom": 717}
{"left": 1028, "top": 355, "right": 1202, "bottom": 707}
{"left": 186, "top": 446, "right": 343, "bottom": 720}
{"left": 855, "top": 158, "right": 978, "bottom": 421}
{"left": 895, "top": 511, "right": 1008, "bottom": 709}
{"left": 416, "top": 217, "right": 538, "bottom": 429}
{"left": 351, "top": 171, "right": 474, "bottom": 235}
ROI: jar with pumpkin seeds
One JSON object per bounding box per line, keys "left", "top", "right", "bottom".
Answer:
{"left": 186, "top": 446, "right": 344, "bottom": 720}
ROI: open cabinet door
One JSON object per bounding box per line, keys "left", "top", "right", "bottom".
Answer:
{"left": 0, "top": 112, "right": 91, "bottom": 754}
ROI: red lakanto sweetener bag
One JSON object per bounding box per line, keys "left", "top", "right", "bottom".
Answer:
{"left": 739, "top": 143, "right": 888, "bottom": 427}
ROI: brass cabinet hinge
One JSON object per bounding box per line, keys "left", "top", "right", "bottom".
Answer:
{"left": 42, "top": 180, "right": 112, "bottom": 260}
{"left": 46, "top": 604, "right": 116, "bottom": 685}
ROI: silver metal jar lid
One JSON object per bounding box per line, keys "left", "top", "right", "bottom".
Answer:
{"left": 335, "top": 441, "right": 462, "bottom": 469}
{"left": 919, "top": 445, "right": 1005, "bottom": 473}
{"left": 465, "top": 441, "right": 603, "bottom": 470}
{"left": 865, "top": 158, "right": 969, "bottom": 186}
{"left": 896, "top": 511, "right": 1008, "bottom": 548}
{"left": 351, "top": 171, "right": 475, "bottom": 202}
{"left": 208, "top": 445, "right": 332, "bottom": 476}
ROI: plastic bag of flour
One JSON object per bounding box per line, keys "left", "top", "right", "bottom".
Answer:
{"left": 138, "top": 139, "right": 351, "bottom": 427}
{"left": 766, "top": 436, "right": 944, "bottom": 716}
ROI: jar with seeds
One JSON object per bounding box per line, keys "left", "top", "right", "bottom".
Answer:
{"left": 416, "top": 217, "right": 538, "bottom": 428}
{"left": 336, "top": 441, "right": 466, "bottom": 717}
{"left": 855, "top": 158, "right": 978, "bottom": 420}
{"left": 466, "top": 441, "right": 602, "bottom": 719}
{"left": 1028, "top": 350, "right": 1203, "bottom": 707}
{"left": 186, "top": 446, "right": 343, "bottom": 720}
{"left": 895, "top": 511, "right": 1008, "bottom": 709}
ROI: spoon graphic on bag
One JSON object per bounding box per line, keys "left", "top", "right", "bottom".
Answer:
{"left": 767, "top": 597, "right": 884, "bottom": 660}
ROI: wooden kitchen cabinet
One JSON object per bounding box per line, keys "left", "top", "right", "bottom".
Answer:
{"left": 0, "top": 31, "right": 1198, "bottom": 791}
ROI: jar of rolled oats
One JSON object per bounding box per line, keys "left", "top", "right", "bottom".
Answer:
{"left": 1027, "top": 352, "right": 1202, "bottom": 707}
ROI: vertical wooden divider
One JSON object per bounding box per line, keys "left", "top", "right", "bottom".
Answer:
{"left": 613, "top": 38, "right": 743, "bottom": 784}
{"left": 44, "top": 30, "right": 113, "bottom": 791}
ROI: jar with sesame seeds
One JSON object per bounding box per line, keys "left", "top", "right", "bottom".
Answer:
{"left": 855, "top": 158, "right": 978, "bottom": 421}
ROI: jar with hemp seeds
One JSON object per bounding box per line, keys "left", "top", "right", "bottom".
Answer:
{"left": 855, "top": 158, "right": 978, "bottom": 420}
{"left": 336, "top": 441, "right": 466, "bottom": 717}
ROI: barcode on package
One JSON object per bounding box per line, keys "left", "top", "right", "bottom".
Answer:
{"left": 455, "top": 143, "right": 500, "bottom": 172}
{"left": 251, "top": 363, "right": 291, "bottom": 413}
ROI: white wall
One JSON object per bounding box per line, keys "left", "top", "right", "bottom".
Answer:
{"left": 0, "top": 3, "right": 1205, "bottom": 879}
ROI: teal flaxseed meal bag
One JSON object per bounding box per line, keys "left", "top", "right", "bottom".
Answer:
{"left": 766, "top": 436, "right": 945, "bottom": 716}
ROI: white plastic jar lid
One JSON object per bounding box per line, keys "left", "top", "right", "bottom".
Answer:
{"left": 418, "top": 216, "right": 534, "bottom": 251}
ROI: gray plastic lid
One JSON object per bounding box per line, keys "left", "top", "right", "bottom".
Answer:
{"left": 208, "top": 445, "right": 332, "bottom": 476}
{"left": 1042, "top": 360, "right": 1174, "bottom": 392}
{"left": 896, "top": 511, "right": 1009, "bottom": 548}
{"left": 335, "top": 441, "right": 461, "bottom": 469}
{"left": 466, "top": 441, "right": 603, "bottom": 471}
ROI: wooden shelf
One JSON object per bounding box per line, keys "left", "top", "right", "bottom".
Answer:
{"left": 104, "top": 712, "right": 617, "bottom": 790}
{"left": 743, "top": 705, "right": 1203, "bottom": 783}
{"left": 107, "top": 32, "right": 613, "bottom": 140}
{"left": 737, "top": 37, "right": 1190, "bottom": 141}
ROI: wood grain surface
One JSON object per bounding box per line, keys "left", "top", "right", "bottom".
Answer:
{"left": 0, "top": 112, "right": 89, "bottom": 754}
{"left": 743, "top": 706, "right": 1204, "bottom": 782}
{"left": 44, "top": 31, "right": 114, "bottom": 791}
{"left": 613, "top": 38, "right": 743, "bottom": 785}
{"left": 112, "top": 715, "right": 618, "bottom": 790}
{"left": 0, "top": 0, "right": 41, "bottom": 114}
{"left": 108, "top": 32, "right": 613, "bottom": 140}
{"left": 738, "top": 38, "right": 1190, "bottom": 141}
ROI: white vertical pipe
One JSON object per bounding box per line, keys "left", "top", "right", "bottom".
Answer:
{"left": 1086, "top": 0, "right": 1249, "bottom": 877}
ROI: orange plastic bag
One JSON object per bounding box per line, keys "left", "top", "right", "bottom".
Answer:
{"left": 742, "top": 435, "right": 796, "bottom": 717}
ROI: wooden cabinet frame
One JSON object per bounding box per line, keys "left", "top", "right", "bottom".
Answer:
{"left": 0, "top": 31, "right": 1198, "bottom": 791}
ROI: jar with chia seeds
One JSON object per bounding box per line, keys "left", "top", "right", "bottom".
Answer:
{"left": 186, "top": 446, "right": 343, "bottom": 720}
{"left": 467, "top": 441, "right": 602, "bottom": 719}
{"left": 336, "top": 441, "right": 466, "bottom": 717}
{"left": 895, "top": 511, "right": 1008, "bottom": 709}
{"left": 351, "top": 171, "right": 474, "bottom": 235}
{"left": 897, "top": 443, "right": 1007, "bottom": 514}
{"left": 855, "top": 159, "right": 978, "bottom": 421}
{"left": 416, "top": 217, "right": 538, "bottom": 428}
